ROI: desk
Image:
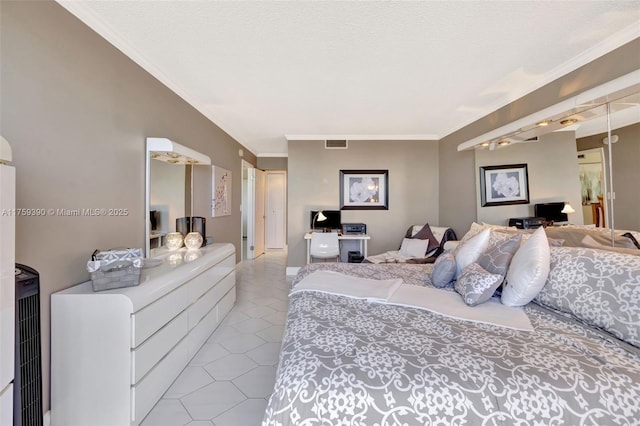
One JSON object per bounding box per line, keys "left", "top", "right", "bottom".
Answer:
{"left": 304, "top": 232, "right": 370, "bottom": 264}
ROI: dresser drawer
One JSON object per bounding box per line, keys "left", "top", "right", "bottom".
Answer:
{"left": 217, "top": 286, "right": 236, "bottom": 323}
{"left": 188, "top": 272, "right": 236, "bottom": 330}
{"left": 187, "top": 255, "right": 235, "bottom": 303}
{"left": 132, "top": 342, "right": 189, "bottom": 425}
{"left": 131, "top": 284, "right": 190, "bottom": 347}
{"left": 131, "top": 310, "right": 188, "bottom": 384}
{"left": 187, "top": 304, "right": 219, "bottom": 357}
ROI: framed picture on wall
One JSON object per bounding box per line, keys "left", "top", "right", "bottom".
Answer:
{"left": 339, "top": 169, "right": 389, "bottom": 210}
{"left": 211, "top": 165, "right": 232, "bottom": 216}
{"left": 480, "top": 164, "right": 529, "bottom": 207}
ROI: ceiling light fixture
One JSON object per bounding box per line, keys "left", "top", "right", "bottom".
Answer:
{"left": 498, "top": 140, "right": 510, "bottom": 146}
{"left": 536, "top": 120, "right": 550, "bottom": 127}
{"left": 479, "top": 142, "right": 490, "bottom": 148}
{"left": 560, "top": 118, "right": 578, "bottom": 126}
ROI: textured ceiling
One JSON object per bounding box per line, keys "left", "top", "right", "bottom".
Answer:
{"left": 57, "top": 1, "right": 640, "bottom": 156}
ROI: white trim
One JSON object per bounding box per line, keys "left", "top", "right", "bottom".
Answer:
{"left": 285, "top": 134, "right": 439, "bottom": 141}
{"left": 457, "top": 70, "right": 640, "bottom": 151}
{"left": 257, "top": 153, "right": 288, "bottom": 158}
{"left": 286, "top": 267, "right": 300, "bottom": 277}
{"left": 43, "top": 410, "right": 50, "bottom": 426}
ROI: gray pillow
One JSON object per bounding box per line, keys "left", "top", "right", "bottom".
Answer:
{"left": 431, "top": 252, "right": 456, "bottom": 288}
{"left": 535, "top": 247, "right": 640, "bottom": 348}
{"left": 454, "top": 262, "right": 503, "bottom": 307}
{"left": 477, "top": 234, "right": 522, "bottom": 277}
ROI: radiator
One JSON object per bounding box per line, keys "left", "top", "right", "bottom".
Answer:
{"left": 14, "top": 265, "right": 42, "bottom": 426}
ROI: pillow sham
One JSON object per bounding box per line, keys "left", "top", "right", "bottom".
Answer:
{"left": 501, "top": 226, "right": 550, "bottom": 307}
{"left": 457, "top": 222, "right": 486, "bottom": 245}
{"left": 431, "top": 252, "right": 456, "bottom": 288}
{"left": 455, "top": 262, "right": 503, "bottom": 307}
{"left": 454, "top": 228, "right": 491, "bottom": 279}
{"left": 581, "top": 235, "right": 640, "bottom": 256}
{"left": 535, "top": 246, "right": 640, "bottom": 348}
{"left": 477, "top": 234, "right": 522, "bottom": 277}
{"left": 399, "top": 238, "right": 430, "bottom": 258}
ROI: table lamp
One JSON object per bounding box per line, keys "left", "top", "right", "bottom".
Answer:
{"left": 312, "top": 210, "right": 327, "bottom": 231}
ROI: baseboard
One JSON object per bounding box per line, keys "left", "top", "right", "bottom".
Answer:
{"left": 44, "top": 410, "right": 50, "bottom": 426}
{"left": 286, "top": 267, "right": 300, "bottom": 276}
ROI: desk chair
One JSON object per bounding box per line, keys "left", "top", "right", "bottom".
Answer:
{"left": 309, "top": 232, "right": 340, "bottom": 262}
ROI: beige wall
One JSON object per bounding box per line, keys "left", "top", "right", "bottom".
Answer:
{"left": 475, "top": 132, "right": 583, "bottom": 225}
{"left": 439, "top": 38, "right": 640, "bottom": 237}
{"left": 577, "top": 123, "right": 640, "bottom": 231}
{"left": 257, "top": 156, "right": 288, "bottom": 171}
{"left": 287, "top": 140, "right": 439, "bottom": 267}
{"left": 1, "top": 1, "right": 255, "bottom": 413}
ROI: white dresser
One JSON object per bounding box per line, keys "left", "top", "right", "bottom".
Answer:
{"left": 51, "top": 243, "right": 236, "bottom": 426}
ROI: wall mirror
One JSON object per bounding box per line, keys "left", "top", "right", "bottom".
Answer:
{"left": 460, "top": 70, "right": 640, "bottom": 245}
{"left": 145, "top": 137, "right": 211, "bottom": 257}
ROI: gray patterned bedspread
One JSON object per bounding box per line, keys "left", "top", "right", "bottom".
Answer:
{"left": 264, "top": 264, "right": 640, "bottom": 425}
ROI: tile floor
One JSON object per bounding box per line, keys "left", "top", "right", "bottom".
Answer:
{"left": 141, "top": 250, "right": 292, "bottom": 426}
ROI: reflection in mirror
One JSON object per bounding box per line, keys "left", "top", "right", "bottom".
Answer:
{"left": 145, "top": 138, "right": 211, "bottom": 257}
{"left": 466, "top": 74, "right": 640, "bottom": 245}
{"left": 149, "top": 159, "right": 186, "bottom": 251}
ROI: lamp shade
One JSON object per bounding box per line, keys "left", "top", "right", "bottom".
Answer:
{"left": 312, "top": 210, "right": 327, "bottom": 230}
{"left": 561, "top": 203, "right": 576, "bottom": 214}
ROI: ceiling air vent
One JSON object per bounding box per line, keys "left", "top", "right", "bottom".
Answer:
{"left": 325, "top": 139, "right": 348, "bottom": 149}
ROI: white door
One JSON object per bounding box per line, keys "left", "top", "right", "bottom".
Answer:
{"left": 254, "top": 169, "right": 266, "bottom": 257}
{"left": 265, "top": 171, "right": 287, "bottom": 249}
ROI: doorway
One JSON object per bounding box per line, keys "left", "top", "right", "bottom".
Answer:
{"left": 240, "top": 160, "right": 266, "bottom": 260}
{"left": 577, "top": 147, "right": 607, "bottom": 227}
{"left": 265, "top": 171, "right": 287, "bottom": 249}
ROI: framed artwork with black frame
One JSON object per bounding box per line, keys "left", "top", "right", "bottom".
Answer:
{"left": 339, "top": 169, "right": 389, "bottom": 210}
{"left": 480, "top": 164, "right": 529, "bottom": 207}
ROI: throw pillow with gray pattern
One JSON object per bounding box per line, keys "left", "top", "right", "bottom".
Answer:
{"left": 535, "top": 246, "right": 640, "bottom": 348}
{"left": 478, "top": 234, "right": 522, "bottom": 277}
{"left": 455, "top": 262, "right": 503, "bottom": 306}
{"left": 431, "top": 251, "right": 456, "bottom": 288}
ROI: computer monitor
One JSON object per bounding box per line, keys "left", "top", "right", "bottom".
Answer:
{"left": 310, "top": 210, "right": 341, "bottom": 231}
{"left": 534, "top": 202, "right": 568, "bottom": 223}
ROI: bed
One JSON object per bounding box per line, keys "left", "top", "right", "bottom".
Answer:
{"left": 263, "top": 227, "right": 640, "bottom": 425}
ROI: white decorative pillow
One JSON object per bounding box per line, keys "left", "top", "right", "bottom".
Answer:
{"left": 399, "top": 238, "right": 430, "bottom": 258}
{"left": 501, "top": 226, "right": 551, "bottom": 307}
{"left": 454, "top": 228, "right": 491, "bottom": 278}
{"left": 455, "top": 262, "right": 504, "bottom": 306}
{"left": 457, "top": 222, "right": 486, "bottom": 245}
